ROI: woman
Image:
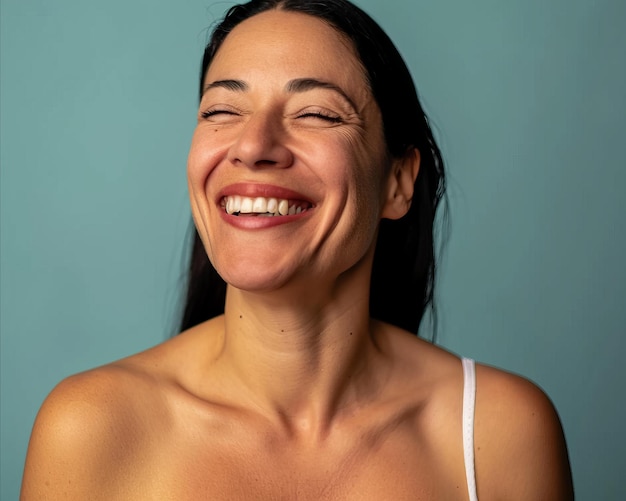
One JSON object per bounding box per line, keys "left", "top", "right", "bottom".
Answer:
{"left": 21, "top": 0, "right": 574, "bottom": 499}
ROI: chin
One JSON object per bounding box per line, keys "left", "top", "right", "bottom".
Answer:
{"left": 218, "top": 261, "right": 294, "bottom": 293}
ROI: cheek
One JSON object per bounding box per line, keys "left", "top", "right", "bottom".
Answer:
{"left": 186, "top": 128, "right": 229, "bottom": 249}
{"left": 346, "top": 136, "right": 389, "bottom": 214}
{"left": 187, "top": 128, "right": 218, "bottom": 190}
{"left": 186, "top": 127, "right": 237, "bottom": 229}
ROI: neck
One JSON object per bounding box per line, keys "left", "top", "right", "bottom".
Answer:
{"left": 211, "top": 263, "right": 389, "bottom": 437}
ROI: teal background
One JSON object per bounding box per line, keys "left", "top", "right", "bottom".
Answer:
{"left": 1, "top": 0, "right": 624, "bottom": 498}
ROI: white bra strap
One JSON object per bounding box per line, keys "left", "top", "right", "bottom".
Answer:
{"left": 462, "top": 357, "right": 478, "bottom": 501}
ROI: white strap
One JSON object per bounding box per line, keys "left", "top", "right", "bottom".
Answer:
{"left": 462, "top": 357, "right": 478, "bottom": 501}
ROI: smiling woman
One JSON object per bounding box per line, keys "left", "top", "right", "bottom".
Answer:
{"left": 20, "top": 1, "right": 574, "bottom": 500}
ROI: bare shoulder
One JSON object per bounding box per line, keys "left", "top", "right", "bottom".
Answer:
{"left": 20, "top": 361, "right": 162, "bottom": 500}
{"left": 20, "top": 320, "right": 224, "bottom": 500}
{"left": 474, "top": 363, "right": 574, "bottom": 500}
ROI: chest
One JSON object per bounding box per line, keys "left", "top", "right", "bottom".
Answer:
{"left": 132, "top": 429, "right": 470, "bottom": 500}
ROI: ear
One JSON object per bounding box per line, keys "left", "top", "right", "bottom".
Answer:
{"left": 381, "top": 148, "right": 421, "bottom": 220}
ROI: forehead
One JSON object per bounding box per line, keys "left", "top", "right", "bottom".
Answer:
{"left": 206, "top": 10, "right": 368, "bottom": 90}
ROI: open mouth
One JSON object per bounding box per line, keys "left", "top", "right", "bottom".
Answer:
{"left": 221, "top": 196, "right": 313, "bottom": 217}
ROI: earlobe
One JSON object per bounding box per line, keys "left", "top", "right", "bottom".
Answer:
{"left": 381, "top": 148, "right": 421, "bottom": 220}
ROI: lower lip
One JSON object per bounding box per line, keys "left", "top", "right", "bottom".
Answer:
{"left": 218, "top": 208, "right": 312, "bottom": 229}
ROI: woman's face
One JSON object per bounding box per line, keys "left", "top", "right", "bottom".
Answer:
{"left": 187, "top": 9, "right": 396, "bottom": 292}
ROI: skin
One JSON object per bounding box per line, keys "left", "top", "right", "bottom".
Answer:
{"left": 21, "top": 10, "right": 574, "bottom": 500}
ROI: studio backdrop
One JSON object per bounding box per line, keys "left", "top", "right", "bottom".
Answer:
{"left": 1, "top": 0, "right": 625, "bottom": 499}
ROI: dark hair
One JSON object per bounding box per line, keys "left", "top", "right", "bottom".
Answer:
{"left": 179, "top": 0, "right": 447, "bottom": 337}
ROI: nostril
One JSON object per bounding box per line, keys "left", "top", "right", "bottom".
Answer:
{"left": 254, "top": 160, "right": 278, "bottom": 167}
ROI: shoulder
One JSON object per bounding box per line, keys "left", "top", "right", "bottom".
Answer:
{"left": 20, "top": 362, "right": 166, "bottom": 500}
{"left": 473, "top": 363, "right": 574, "bottom": 500}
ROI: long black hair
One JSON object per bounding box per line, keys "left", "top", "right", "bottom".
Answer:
{"left": 179, "top": 0, "right": 447, "bottom": 337}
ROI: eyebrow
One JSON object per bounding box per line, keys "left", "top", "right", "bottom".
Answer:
{"left": 202, "top": 77, "right": 357, "bottom": 111}
{"left": 285, "top": 78, "right": 357, "bottom": 111}
{"left": 203, "top": 79, "right": 248, "bottom": 93}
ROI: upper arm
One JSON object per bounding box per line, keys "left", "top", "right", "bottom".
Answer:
{"left": 474, "top": 365, "right": 574, "bottom": 501}
{"left": 20, "top": 371, "right": 141, "bottom": 500}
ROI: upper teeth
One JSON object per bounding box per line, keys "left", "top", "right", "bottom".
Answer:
{"left": 224, "top": 196, "right": 308, "bottom": 216}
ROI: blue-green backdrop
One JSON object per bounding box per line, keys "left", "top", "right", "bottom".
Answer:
{"left": 1, "top": 0, "right": 624, "bottom": 499}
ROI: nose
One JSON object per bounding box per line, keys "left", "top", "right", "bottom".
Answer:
{"left": 227, "top": 112, "right": 294, "bottom": 169}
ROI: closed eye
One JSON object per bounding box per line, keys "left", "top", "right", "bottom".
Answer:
{"left": 200, "top": 109, "right": 239, "bottom": 119}
{"left": 297, "top": 112, "right": 342, "bottom": 123}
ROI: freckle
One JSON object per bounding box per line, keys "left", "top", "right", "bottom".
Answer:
{"left": 281, "top": 329, "right": 284, "bottom": 332}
